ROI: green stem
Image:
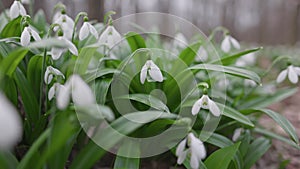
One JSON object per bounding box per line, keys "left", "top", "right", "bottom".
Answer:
{"left": 208, "top": 26, "right": 229, "bottom": 42}
{"left": 71, "top": 12, "right": 88, "bottom": 42}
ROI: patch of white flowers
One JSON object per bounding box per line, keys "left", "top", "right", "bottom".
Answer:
{"left": 221, "top": 35, "right": 240, "bottom": 53}
{"left": 140, "top": 60, "right": 164, "bottom": 84}
{"left": 9, "top": 0, "right": 26, "bottom": 19}
{"left": 176, "top": 133, "right": 206, "bottom": 169}
{"left": 276, "top": 65, "right": 300, "bottom": 84}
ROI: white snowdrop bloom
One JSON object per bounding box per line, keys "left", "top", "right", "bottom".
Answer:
{"left": 140, "top": 60, "right": 164, "bottom": 84}
{"left": 20, "top": 26, "right": 41, "bottom": 46}
{"left": 221, "top": 35, "right": 240, "bottom": 53}
{"left": 53, "top": 13, "right": 74, "bottom": 40}
{"left": 0, "top": 93, "right": 22, "bottom": 149}
{"left": 44, "top": 66, "right": 65, "bottom": 84}
{"left": 176, "top": 133, "right": 206, "bottom": 169}
{"left": 48, "top": 83, "right": 62, "bottom": 100}
{"left": 9, "top": 0, "right": 26, "bottom": 19}
{"left": 79, "top": 22, "right": 98, "bottom": 40}
{"left": 236, "top": 52, "right": 256, "bottom": 67}
{"left": 195, "top": 46, "right": 208, "bottom": 62}
{"left": 192, "top": 95, "right": 221, "bottom": 117}
{"left": 276, "top": 65, "right": 300, "bottom": 84}
{"left": 232, "top": 128, "right": 244, "bottom": 142}
{"left": 244, "top": 79, "right": 257, "bottom": 87}
{"left": 56, "top": 74, "right": 96, "bottom": 110}
{"left": 21, "top": 0, "right": 30, "bottom": 4}
{"left": 173, "top": 33, "right": 188, "bottom": 49}
{"left": 51, "top": 36, "right": 78, "bottom": 60}
{"left": 98, "top": 25, "right": 122, "bottom": 48}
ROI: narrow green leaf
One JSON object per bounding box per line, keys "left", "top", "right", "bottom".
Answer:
{"left": 204, "top": 142, "right": 240, "bottom": 169}
{"left": 179, "top": 41, "right": 201, "bottom": 65}
{"left": 0, "top": 48, "right": 28, "bottom": 77}
{"left": 189, "top": 64, "right": 261, "bottom": 84}
{"left": 27, "top": 55, "right": 43, "bottom": 98}
{"left": 243, "top": 137, "right": 271, "bottom": 169}
{"left": 75, "top": 45, "right": 98, "bottom": 75}
{"left": 1, "top": 17, "right": 21, "bottom": 38}
{"left": 0, "top": 151, "right": 19, "bottom": 169}
{"left": 125, "top": 32, "right": 146, "bottom": 52}
{"left": 114, "top": 140, "right": 140, "bottom": 169}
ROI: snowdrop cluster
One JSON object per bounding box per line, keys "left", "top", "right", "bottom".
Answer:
{"left": 0, "top": 93, "right": 22, "bottom": 149}
{"left": 9, "top": 0, "right": 26, "bottom": 19}
{"left": 176, "top": 133, "right": 206, "bottom": 169}
{"left": 55, "top": 75, "right": 96, "bottom": 110}
{"left": 140, "top": 60, "right": 164, "bottom": 84}
{"left": 98, "top": 25, "right": 122, "bottom": 49}
{"left": 192, "top": 94, "right": 221, "bottom": 117}
{"left": 221, "top": 35, "right": 240, "bottom": 53}
{"left": 276, "top": 65, "right": 300, "bottom": 84}
{"left": 20, "top": 26, "right": 41, "bottom": 46}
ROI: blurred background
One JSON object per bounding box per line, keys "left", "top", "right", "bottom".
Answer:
{"left": 1, "top": 0, "right": 300, "bottom": 45}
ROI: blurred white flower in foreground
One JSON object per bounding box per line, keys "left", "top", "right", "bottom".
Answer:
{"left": 20, "top": 26, "right": 41, "bottom": 46}
{"left": 0, "top": 93, "right": 22, "bottom": 149}
{"left": 244, "top": 79, "right": 257, "bottom": 87}
{"left": 53, "top": 12, "right": 74, "bottom": 40}
{"left": 21, "top": 0, "right": 30, "bottom": 4}
{"left": 51, "top": 36, "right": 78, "bottom": 60}
{"left": 44, "top": 66, "right": 65, "bottom": 84}
{"left": 232, "top": 128, "right": 244, "bottom": 142}
{"left": 140, "top": 60, "right": 163, "bottom": 84}
{"left": 98, "top": 25, "right": 122, "bottom": 48}
{"left": 276, "top": 65, "right": 300, "bottom": 84}
{"left": 79, "top": 21, "right": 98, "bottom": 40}
{"left": 221, "top": 35, "right": 240, "bottom": 53}
{"left": 192, "top": 95, "right": 221, "bottom": 117}
{"left": 9, "top": 0, "right": 26, "bottom": 19}
{"left": 235, "top": 52, "right": 256, "bottom": 67}
{"left": 176, "top": 133, "right": 206, "bottom": 169}
{"left": 195, "top": 46, "right": 208, "bottom": 62}
{"left": 173, "top": 33, "right": 188, "bottom": 49}
{"left": 48, "top": 83, "right": 62, "bottom": 100}
{"left": 56, "top": 75, "right": 95, "bottom": 110}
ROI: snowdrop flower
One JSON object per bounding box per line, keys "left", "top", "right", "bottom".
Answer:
{"left": 244, "top": 79, "right": 257, "bottom": 87}
{"left": 20, "top": 26, "right": 41, "bottom": 46}
{"left": 44, "top": 66, "right": 65, "bottom": 84}
{"left": 195, "top": 46, "right": 208, "bottom": 62}
{"left": 51, "top": 36, "right": 78, "bottom": 60}
{"left": 53, "top": 12, "right": 74, "bottom": 40}
{"left": 21, "top": 0, "right": 30, "bottom": 4}
{"left": 276, "top": 65, "right": 300, "bottom": 84}
{"left": 192, "top": 95, "right": 221, "bottom": 117}
{"left": 173, "top": 33, "right": 188, "bottom": 49}
{"left": 9, "top": 0, "right": 26, "bottom": 19}
{"left": 56, "top": 74, "right": 95, "bottom": 110}
{"left": 48, "top": 83, "right": 62, "bottom": 100}
{"left": 176, "top": 133, "right": 206, "bottom": 169}
{"left": 232, "top": 128, "right": 244, "bottom": 142}
{"left": 236, "top": 53, "right": 256, "bottom": 67}
{"left": 98, "top": 25, "right": 122, "bottom": 48}
{"left": 221, "top": 35, "right": 240, "bottom": 53}
{"left": 0, "top": 93, "right": 22, "bottom": 149}
{"left": 140, "top": 60, "right": 164, "bottom": 84}
{"left": 79, "top": 21, "right": 98, "bottom": 40}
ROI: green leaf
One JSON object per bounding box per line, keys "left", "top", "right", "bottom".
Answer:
{"left": 179, "top": 41, "right": 201, "bottom": 65}
{"left": 189, "top": 64, "right": 261, "bottom": 84}
{"left": 210, "top": 47, "right": 262, "bottom": 65}
{"left": 113, "top": 140, "right": 140, "bottom": 169}
{"left": 0, "top": 151, "right": 19, "bottom": 169}
{"left": 2, "top": 76, "right": 18, "bottom": 106}
{"left": 84, "top": 68, "right": 119, "bottom": 83}
{"left": 243, "top": 137, "right": 271, "bottom": 169}
{"left": 94, "top": 78, "right": 112, "bottom": 104}
{"left": 70, "top": 111, "right": 178, "bottom": 169}
{"left": 204, "top": 142, "right": 240, "bottom": 169}
{"left": 75, "top": 45, "right": 98, "bottom": 75}
{"left": 28, "top": 38, "right": 67, "bottom": 49}
{"left": 27, "top": 55, "right": 43, "bottom": 98}
{"left": 1, "top": 17, "right": 21, "bottom": 38}
{"left": 125, "top": 32, "right": 146, "bottom": 52}
{"left": 33, "top": 9, "right": 48, "bottom": 32}
{"left": 0, "top": 48, "right": 28, "bottom": 77}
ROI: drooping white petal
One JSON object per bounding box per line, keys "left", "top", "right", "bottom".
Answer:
{"left": 18, "top": 1, "right": 26, "bottom": 16}
{"left": 195, "top": 46, "right": 208, "bottom": 62}
{"left": 200, "top": 95, "right": 209, "bottom": 109}
{"left": 28, "top": 27, "right": 41, "bottom": 41}
{"left": 0, "top": 93, "right": 22, "bottom": 149}
{"left": 21, "top": 0, "right": 30, "bottom": 4}
{"left": 79, "top": 22, "right": 89, "bottom": 40}
{"left": 51, "top": 47, "right": 64, "bottom": 60}
{"left": 111, "top": 26, "right": 122, "bottom": 45}
{"left": 229, "top": 36, "right": 240, "bottom": 49}
{"left": 48, "top": 85, "right": 56, "bottom": 100}
{"left": 10, "top": 1, "right": 19, "bottom": 19}
{"left": 176, "top": 138, "right": 187, "bottom": 157}
{"left": 276, "top": 69, "right": 287, "bottom": 84}
{"left": 232, "top": 128, "right": 243, "bottom": 142}
{"left": 99, "top": 26, "right": 121, "bottom": 48}
{"left": 244, "top": 79, "right": 257, "bottom": 87}
{"left": 189, "top": 133, "right": 206, "bottom": 159}
{"left": 64, "top": 38, "right": 78, "bottom": 56}
{"left": 288, "top": 66, "right": 298, "bottom": 84}
{"left": 293, "top": 67, "right": 300, "bottom": 76}
{"left": 88, "top": 23, "right": 99, "bottom": 38}
{"left": 221, "top": 36, "right": 231, "bottom": 53}
{"left": 20, "top": 27, "right": 31, "bottom": 46}
{"left": 140, "top": 65, "right": 148, "bottom": 84}
{"left": 70, "top": 75, "right": 95, "bottom": 107}
{"left": 190, "top": 152, "right": 200, "bottom": 169}
{"left": 56, "top": 83, "right": 71, "bottom": 110}
{"left": 148, "top": 61, "right": 163, "bottom": 82}
{"left": 208, "top": 98, "right": 221, "bottom": 117}
{"left": 191, "top": 98, "right": 202, "bottom": 115}
{"left": 177, "top": 150, "right": 188, "bottom": 165}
